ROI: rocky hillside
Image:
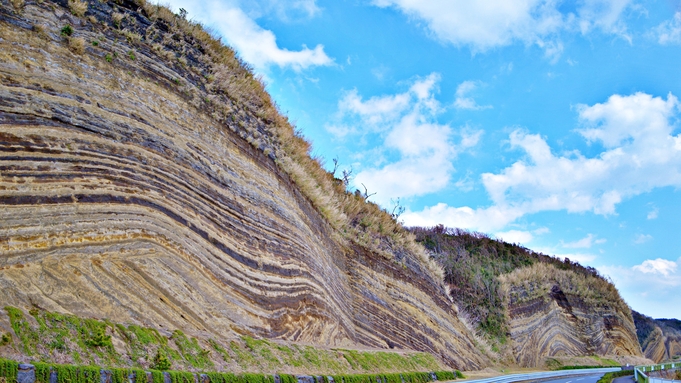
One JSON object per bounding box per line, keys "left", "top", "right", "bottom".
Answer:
{"left": 411, "top": 227, "right": 644, "bottom": 368}
{"left": 0, "top": 0, "right": 485, "bottom": 370}
{"left": 633, "top": 311, "right": 681, "bottom": 363}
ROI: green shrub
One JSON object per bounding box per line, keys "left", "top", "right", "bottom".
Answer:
{"left": 596, "top": 370, "right": 632, "bottom": 383}
{"left": 152, "top": 349, "right": 172, "bottom": 371}
{"left": 60, "top": 25, "right": 73, "bottom": 36}
{"left": 434, "top": 371, "right": 455, "bottom": 381}
{"left": 5, "top": 307, "right": 38, "bottom": 355}
{"left": 454, "top": 371, "right": 464, "bottom": 379}
{"left": 0, "top": 358, "right": 19, "bottom": 383}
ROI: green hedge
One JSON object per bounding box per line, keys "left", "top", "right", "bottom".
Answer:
{"left": 0, "top": 358, "right": 462, "bottom": 383}
{"left": 0, "top": 358, "right": 19, "bottom": 383}
{"left": 596, "top": 370, "right": 632, "bottom": 383}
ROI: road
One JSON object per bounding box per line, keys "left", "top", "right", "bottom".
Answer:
{"left": 460, "top": 368, "right": 621, "bottom": 383}
{"left": 519, "top": 373, "right": 605, "bottom": 383}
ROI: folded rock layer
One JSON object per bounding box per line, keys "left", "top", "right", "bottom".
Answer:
{"left": 0, "top": 0, "right": 485, "bottom": 369}
{"left": 633, "top": 311, "right": 681, "bottom": 363}
{"left": 500, "top": 263, "right": 642, "bottom": 367}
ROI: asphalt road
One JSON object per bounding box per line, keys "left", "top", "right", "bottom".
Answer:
{"left": 521, "top": 373, "right": 605, "bottom": 383}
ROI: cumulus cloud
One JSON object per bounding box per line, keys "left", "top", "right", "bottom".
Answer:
{"left": 634, "top": 258, "right": 677, "bottom": 276}
{"left": 404, "top": 92, "right": 681, "bottom": 232}
{"left": 164, "top": 0, "right": 332, "bottom": 71}
{"left": 454, "top": 81, "right": 492, "bottom": 110}
{"left": 327, "top": 74, "right": 482, "bottom": 205}
{"left": 371, "top": 0, "right": 634, "bottom": 58}
{"left": 654, "top": 12, "right": 681, "bottom": 45}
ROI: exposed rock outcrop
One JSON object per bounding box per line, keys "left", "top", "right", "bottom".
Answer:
{"left": 0, "top": 0, "right": 484, "bottom": 369}
{"left": 500, "top": 263, "right": 642, "bottom": 367}
{"left": 633, "top": 311, "right": 681, "bottom": 363}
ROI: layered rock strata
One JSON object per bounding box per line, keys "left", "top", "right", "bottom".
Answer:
{"left": 499, "top": 263, "right": 642, "bottom": 367}
{"left": 0, "top": 0, "right": 485, "bottom": 369}
{"left": 633, "top": 311, "right": 681, "bottom": 363}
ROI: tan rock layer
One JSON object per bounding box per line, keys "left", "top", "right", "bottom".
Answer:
{"left": 0, "top": 1, "right": 485, "bottom": 369}
{"left": 634, "top": 311, "right": 681, "bottom": 362}
{"left": 500, "top": 264, "right": 642, "bottom": 367}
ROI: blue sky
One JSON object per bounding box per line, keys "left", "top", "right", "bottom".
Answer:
{"left": 163, "top": 0, "right": 681, "bottom": 319}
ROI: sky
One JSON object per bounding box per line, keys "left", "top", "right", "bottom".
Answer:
{"left": 162, "top": 0, "right": 681, "bottom": 319}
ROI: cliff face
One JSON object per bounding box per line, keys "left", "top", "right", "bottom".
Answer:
{"left": 500, "top": 263, "right": 642, "bottom": 367}
{"left": 0, "top": 0, "right": 484, "bottom": 369}
{"left": 633, "top": 311, "right": 681, "bottom": 362}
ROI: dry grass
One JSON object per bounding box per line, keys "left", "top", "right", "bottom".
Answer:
{"left": 68, "top": 36, "right": 85, "bottom": 54}
{"left": 33, "top": 24, "right": 48, "bottom": 39}
{"left": 68, "top": 0, "right": 88, "bottom": 17}
{"left": 11, "top": 0, "right": 24, "bottom": 11}
{"left": 499, "top": 262, "right": 629, "bottom": 313}
{"left": 112, "top": 12, "right": 124, "bottom": 28}
{"left": 123, "top": 30, "right": 142, "bottom": 44}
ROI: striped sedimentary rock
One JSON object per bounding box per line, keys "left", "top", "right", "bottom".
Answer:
{"left": 633, "top": 311, "right": 681, "bottom": 363}
{"left": 504, "top": 282, "right": 642, "bottom": 367}
{"left": 0, "top": 0, "right": 485, "bottom": 369}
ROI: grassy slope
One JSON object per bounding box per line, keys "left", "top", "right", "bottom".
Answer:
{"left": 0, "top": 306, "right": 444, "bottom": 375}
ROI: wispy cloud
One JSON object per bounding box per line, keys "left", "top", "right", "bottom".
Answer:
{"left": 454, "top": 81, "right": 492, "bottom": 111}
{"left": 634, "top": 234, "right": 653, "bottom": 244}
{"left": 561, "top": 234, "right": 606, "bottom": 249}
{"left": 647, "top": 206, "right": 659, "bottom": 220}
{"left": 653, "top": 12, "right": 681, "bottom": 45}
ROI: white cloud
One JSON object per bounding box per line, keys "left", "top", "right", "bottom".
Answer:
{"left": 647, "top": 206, "right": 659, "bottom": 220}
{"left": 495, "top": 230, "right": 534, "bottom": 245}
{"left": 654, "top": 12, "right": 681, "bottom": 45}
{"left": 454, "top": 81, "right": 492, "bottom": 111}
{"left": 602, "top": 259, "right": 681, "bottom": 318}
{"left": 634, "top": 234, "right": 653, "bottom": 244}
{"left": 405, "top": 92, "right": 681, "bottom": 232}
{"left": 633, "top": 258, "right": 677, "bottom": 276}
{"left": 164, "top": 0, "right": 332, "bottom": 71}
{"left": 370, "top": 0, "right": 634, "bottom": 58}
{"left": 561, "top": 233, "right": 606, "bottom": 249}
{"left": 328, "top": 74, "right": 481, "bottom": 205}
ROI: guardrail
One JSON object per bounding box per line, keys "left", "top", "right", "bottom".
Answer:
{"left": 461, "top": 368, "right": 621, "bottom": 383}
{"left": 635, "top": 363, "right": 681, "bottom": 383}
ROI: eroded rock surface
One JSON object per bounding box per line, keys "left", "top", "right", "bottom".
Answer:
{"left": 0, "top": 0, "right": 484, "bottom": 369}
{"left": 500, "top": 263, "right": 642, "bottom": 367}
{"left": 633, "top": 311, "right": 681, "bottom": 363}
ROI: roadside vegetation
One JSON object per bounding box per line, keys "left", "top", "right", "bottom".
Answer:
{"left": 596, "top": 370, "right": 633, "bottom": 383}
{"left": 0, "top": 307, "right": 444, "bottom": 375}
{"left": 0, "top": 357, "right": 464, "bottom": 383}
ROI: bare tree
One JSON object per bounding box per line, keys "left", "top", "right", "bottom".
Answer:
{"left": 361, "top": 183, "right": 376, "bottom": 199}
{"left": 390, "top": 198, "right": 406, "bottom": 220}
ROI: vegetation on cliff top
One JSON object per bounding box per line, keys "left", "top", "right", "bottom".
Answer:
{"left": 411, "top": 226, "right": 625, "bottom": 345}
{"left": 0, "top": 307, "right": 442, "bottom": 374}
